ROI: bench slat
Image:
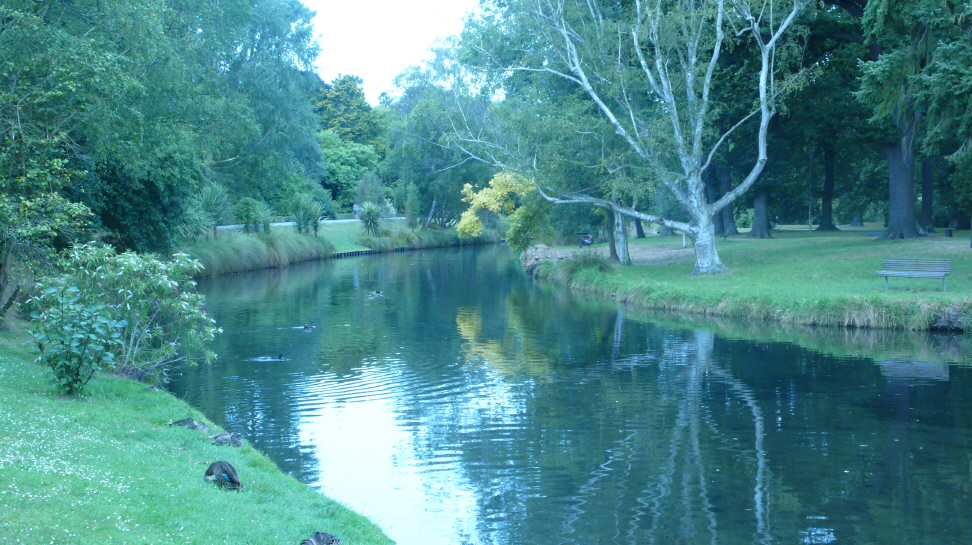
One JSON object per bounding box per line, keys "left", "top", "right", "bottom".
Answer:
{"left": 876, "top": 257, "right": 951, "bottom": 292}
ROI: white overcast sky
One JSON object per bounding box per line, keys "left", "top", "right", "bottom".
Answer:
{"left": 303, "top": 0, "right": 481, "bottom": 104}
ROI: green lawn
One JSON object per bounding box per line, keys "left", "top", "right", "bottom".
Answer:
{"left": 0, "top": 331, "right": 391, "bottom": 545}
{"left": 541, "top": 226, "right": 972, "bottom": 330}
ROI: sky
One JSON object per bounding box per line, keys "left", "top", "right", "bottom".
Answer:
{"left": 303, "top": 0, "right": 481, "bottom": 105}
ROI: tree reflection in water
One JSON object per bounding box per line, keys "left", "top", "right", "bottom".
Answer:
{"left": 172, "top": 246, "right": 972, "bottom": 545}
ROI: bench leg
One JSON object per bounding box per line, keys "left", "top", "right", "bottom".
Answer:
{"left": 885, "top": 276, "right": 889, "bottom": 291}
{"left": 943, "top": 278, "right": 946, "bottom": 292}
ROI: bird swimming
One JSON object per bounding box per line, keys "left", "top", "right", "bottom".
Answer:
{"left": 204, "top": 461, "right": 241, "bottom": 490}
{"left": 303, "top": 323, "right": 314, "bottom": 330}
{"left": 368, "top": 290, "right": 382, "bottom": 297}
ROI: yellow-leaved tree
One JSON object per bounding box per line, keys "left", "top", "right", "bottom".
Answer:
{"left": 457, "top": 172, "right": 551, "bottom": 252}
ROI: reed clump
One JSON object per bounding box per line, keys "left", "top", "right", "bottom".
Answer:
{"left": 180, "top": 231, "right": 334, "bottom": 277}
{"left": 356, "top": 226, "right": 502, "bottom": 253}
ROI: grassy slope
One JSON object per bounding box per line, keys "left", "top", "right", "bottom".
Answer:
{"left": 0, "top": 331, "right": 392, "bottom": 545}
{"left": 317, "top": 221, "right": 371, "bottom": 253}
{"left": 538, "top": 227, "right": 972, "bottom": 330}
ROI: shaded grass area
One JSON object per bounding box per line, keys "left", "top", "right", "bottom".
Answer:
{"left": 0, "top": 333, "right": 391, "bottom": 545}
{"left": 180, "top": 231, "right": 335, "bottom": 278}
{"left": 538, "top": 230, "right": 972, "bottom": 330}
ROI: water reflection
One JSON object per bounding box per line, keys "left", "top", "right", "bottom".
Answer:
{"left": 170, "top": 246, "right": 972, "bottom": 545}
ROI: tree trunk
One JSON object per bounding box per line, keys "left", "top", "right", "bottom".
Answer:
{"left": 631, "top": 197, "right": 646, "bottom": 238}
{"left": 690, "top": 213, "right": 727, "bottom": 275}
{"left": 919, "top": 157, "right": 935, "bottom": 233}
{"left": 706, "top": 172, "right": 725, "bottom": 236}
{"left": 815, "top": 143, "right": 839, "bottom": 231}
{"left": 748, "top": 190, "right": 773, "bottom": 238}
{"left": 880, "top": 125, "right": 920, "bottom": 239}
{"left": 718, "top": 163, "right": 739, "bottom": 235}
{"left": 614, "top": 210, "right": 631, "bottom": 265}
{"left": 605, "top": 210, "right": 618, "bottom": 261}
{"left": 850, "top": 214, "right": 864, "bottom": 227}
{"left": 422, "top": 196, "right": 437, "bottom": 230}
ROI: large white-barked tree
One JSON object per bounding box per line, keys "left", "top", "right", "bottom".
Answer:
{"left": 463, "top": 0, "right": 808, "bottom": 274}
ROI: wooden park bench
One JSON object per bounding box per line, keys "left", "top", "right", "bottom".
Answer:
{"left": 876, "top": 257, "right": 951, "bottom": 292}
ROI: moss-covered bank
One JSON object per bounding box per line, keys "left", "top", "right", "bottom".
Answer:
{"left": 533, "top": 231, "right": 972, "bottom": 331}
{"left": 0, "top": 331, "right": 392, "bottom": 545}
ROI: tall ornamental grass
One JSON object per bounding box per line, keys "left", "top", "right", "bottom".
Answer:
{"left": 181, "top": 231, "right": 335, "bottom": 277}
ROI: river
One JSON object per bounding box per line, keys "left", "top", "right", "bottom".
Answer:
{"left": 170, "top": 245, "right": 972, "bottom": 545}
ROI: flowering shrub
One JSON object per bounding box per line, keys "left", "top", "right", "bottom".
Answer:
{"left": 27, "top": 243, "right": 220, "bottom": 386}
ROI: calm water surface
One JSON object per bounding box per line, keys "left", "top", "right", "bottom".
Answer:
{"left": 171, "top": 245, "right": 972, "bottom": 545}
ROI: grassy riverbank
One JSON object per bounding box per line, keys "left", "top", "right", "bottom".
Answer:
{"left": 182, "top": 220, "right": 500, "bottom": 277}
{"left": 0, "top": 330, "right": 392, "bottom": 545}
{"left": 180, "top": 230, "right": 335, "bottom": 277}
{"left": 535, "top": 228, "right": 972, "bottom": 330}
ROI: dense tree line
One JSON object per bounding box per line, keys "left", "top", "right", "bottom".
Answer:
{"left": 0, "top": 0, "right": 388, "bottom": 321}
{"left": 379, "top": 0, "right": 972, "bottom": 273}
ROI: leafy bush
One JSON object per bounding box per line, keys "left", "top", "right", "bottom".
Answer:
{"left": 28, "top": 285, "right": 125, "bottom": 395}
{"left": 233, "top": 197, "right": 261, "bottom": 233}
{"left": 359, "top": 201, "right": 382, "bottom": 236}
{"left": 27, "top": 244, "right": 220, "bottom": 384}
{"left": 1, "top": 192, "right": 91, "bottom": 325}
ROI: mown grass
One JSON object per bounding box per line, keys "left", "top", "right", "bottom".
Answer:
{"left": 537, "top": 228, "right": 972, "bottom": 330}
{"left": 179, "top": 230, "right": 335, "bottom": 277}
{"left": 0, "top": 331, "right": 391, "bottom": 545}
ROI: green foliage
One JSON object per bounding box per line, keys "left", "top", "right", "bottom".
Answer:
{"left": 316, "top": 75, "right": 386, "bottom": 155}
{"left": 381, "top": 78, "right": 495, "bottom": 228}
{"left": 506, "top": 195, "right": 554, "bottom": 253}
{"left": 359, "top": 202, "right": 383, "bottom": 236}
{"left": 318, "top": 130, "right": 380, "bottom": 209}
{"left": 1, "top": 0, "right": 326, "bottom": 254}
{"left": 180, "top": 183, "right": 231, "bottom": 241}
{"left": 405, "top": 182, "right": 422, "bottom": 228}
{"left": 28, "top": 244, "right": 220, "bottom": 384}
{"left": 28, "top": 285, "right": 125, "bottom": 396}
{"left": 291, "top": 194, "right": 325, "bottom": 235}
{"left": 0, "top": 192, "right": 91, "bottom": 324}
{"left": 356, "top": 172, "right": 388, "bottom": 210}
{"left": 258, "top": 202, "right": 276, "bottom": 235}
{"left": 234, "top": 197, "right": 262, "bottom": 233}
